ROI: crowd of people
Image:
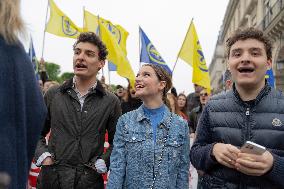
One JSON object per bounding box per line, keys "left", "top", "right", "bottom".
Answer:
{"left": 1, "top": 0, "right": 284, "bottom": 188}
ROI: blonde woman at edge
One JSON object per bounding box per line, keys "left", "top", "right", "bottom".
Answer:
{"left": 0, "top": 0, "right": 46, "bottom": 188}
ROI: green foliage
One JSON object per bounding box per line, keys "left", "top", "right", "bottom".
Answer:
{"left": 42, "top": 61, "right": 74, "bottom": 83}
{"left": 60, "top": 72, "right": 74, "bottom": 83}
{"left": 109, "top": 84, "right": 117, "bottom": 92}
{"left": 45, "top": 62, "right": 61, "bottom": 82}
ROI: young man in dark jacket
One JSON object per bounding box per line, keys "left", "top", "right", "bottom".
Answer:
{"left": 190, "top": 28, "right": 284, "bottom": 188}
{"left": 35, "top": 32, "right": 121, "bottom": 189}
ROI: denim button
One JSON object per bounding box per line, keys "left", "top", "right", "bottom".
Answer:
{"left": 132, "top": 136, "right": 136, "bottom": 141}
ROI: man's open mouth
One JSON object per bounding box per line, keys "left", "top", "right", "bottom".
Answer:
{"left": 75, "top": 63, "right": 87, "bottom": 69}
{"left": 237, "top": 67, "right": 254, "bottom": 73}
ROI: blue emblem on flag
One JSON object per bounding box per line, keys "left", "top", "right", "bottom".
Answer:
{"left": 139, "top": 27, "right": 172, "bottom": 75}
{"left": 62, "top": 16, "right": 78, "bottom": 36}
{"left": 196, "top": 41, "right": 208, "bottom": 72}
{"left": 101, "top": 20, "right": 121, "bottom": 44}
{"left": 146, "top": 43, "right": 167, "bottom": 65}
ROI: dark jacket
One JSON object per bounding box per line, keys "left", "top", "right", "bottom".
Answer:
{"left": 190, "top": 84, "right": 284, "bottom": 188}
{"left": 0, "top": 36, "right": 46, "bottom": 189}
{"left": 35, "top": 79, "right": 121, "bottom": 189}
{"left": 186, "top": 92, "right": 200, "bottom": 113}
{"left": 188, "top": 105, "right": 203, "bottom": 133}
{"left": 121, "top": 98, "right": 142, "bottom": 114}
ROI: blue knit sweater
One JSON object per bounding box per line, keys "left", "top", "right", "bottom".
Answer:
{"left": 0, "top": 36, "right": 46, "bottom": 189}
{"left": 143, "top": 104, "right": 166, "bottom": 143}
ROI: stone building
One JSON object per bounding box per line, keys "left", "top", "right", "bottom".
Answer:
{"left": 209, "top": 0, "right": 284, "bottom": 93}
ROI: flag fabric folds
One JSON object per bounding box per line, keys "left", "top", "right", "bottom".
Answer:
{"left": 84, "top": 10, "right": 129, "bottom": 55}
{"left": 46, "top": 0, "right": 83, "bottom": 39}
{"left": 28, "top": 38, "right": 40, "bottom": 80}
{"left": 83, "top": 10, "right": 100, "bottom": 35}
{"left": 99, "top": 20, "right": 135, "bottom": 87}
{"left": 139, "top": 27, "right": 172, "bottom": 75}
{"left": 265, "top": 68, "right": 275, "bottom": 87}
{"left": 84, "top": 10, "right": 135, "bottom": 86}
{"left": 177, "top": 21, "right": 211, "bottom": 91}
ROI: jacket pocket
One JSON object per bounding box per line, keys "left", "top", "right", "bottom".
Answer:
{"left": 124, "top": 130, "right": 146, "bottom": 180}
{"left": 37, "top": 165, "right": 61, "bottom": 189}
{"left": 166, "top": 134, "right": 185, "bottom": 173}
{"left": 124, "top": 131, "right": 146, "bottom": 154}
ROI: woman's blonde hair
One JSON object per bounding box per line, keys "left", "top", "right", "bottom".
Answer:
{"left": 0, "top": 0, "right": 25, "bottom": 44}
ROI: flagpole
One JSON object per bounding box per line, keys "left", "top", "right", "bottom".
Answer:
{"left": 172, "top": 18, "right": 194, "bottom": 74}
{"left": 83, "top": 6, "right": 85, "bottom": 30}
{"left": 97, "top": 15, "right": 105, "bottom": 77}
{"left": 107, "top": 61, "right": 111, "bottom": 86}
{"left": 41, "top": 0, "right": 49, "bottom": 58}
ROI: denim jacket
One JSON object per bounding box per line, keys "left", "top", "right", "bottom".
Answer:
{"left": 107, "top": 105, "right": 189, "bottom": 189}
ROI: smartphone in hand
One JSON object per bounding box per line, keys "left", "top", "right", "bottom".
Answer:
{"left": 240, "top": 141, "right": 266, "bottom": 155}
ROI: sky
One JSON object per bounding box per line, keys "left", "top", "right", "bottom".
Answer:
{"left": 21, "top": 0, "right": 229, "bottom": 94}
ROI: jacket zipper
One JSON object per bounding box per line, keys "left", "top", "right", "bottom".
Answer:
{"left": 245, "top": 107, "right": 250, "bottom": 140}
{"left": 245, "top": 108, "right": 250, "bottom": 116}
{"left": 240, "top": 107, "right": 250, "bottom": 186}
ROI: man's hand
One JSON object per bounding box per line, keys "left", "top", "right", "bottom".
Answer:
{"left": 212, "top": 143, "right": 240, "bottom": 168}
{"left": 39, "top": 58, "right": 45, "bottom": 65}
{"left": 235, "top": 151, "right": 274, "bottom": 176}
{"left": 95, "top": 159, "right": 107, "bottom": 174}
{"left": 42, "top": 157, "right": 54, "bottom": 166}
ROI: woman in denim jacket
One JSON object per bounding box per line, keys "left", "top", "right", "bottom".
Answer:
{"left": 107, "top": 64, "right": 189, "bottom": 189}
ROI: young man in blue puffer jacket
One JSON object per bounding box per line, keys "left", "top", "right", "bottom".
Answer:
{"left": 190, "top": 27, "right": 284, "bottom": 189}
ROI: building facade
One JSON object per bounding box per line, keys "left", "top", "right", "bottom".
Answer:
{"left": 209, "top": 0, "right": 284, "bottom": 93}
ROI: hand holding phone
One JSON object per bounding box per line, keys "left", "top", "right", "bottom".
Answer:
{"left": 240, "top": 141, "right": 266, "bottom": 155}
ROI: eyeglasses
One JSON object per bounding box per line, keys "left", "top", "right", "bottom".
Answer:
{"left": 200, "top": 93, "right": 208, "bottom": 97}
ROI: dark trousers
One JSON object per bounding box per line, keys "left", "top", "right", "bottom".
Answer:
{"left": 37, "top": 164, "right": 104, "bottom": 189}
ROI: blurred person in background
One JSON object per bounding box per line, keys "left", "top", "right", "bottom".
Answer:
{"left": 0, "top": 0, "right": 46, "bottom": 188}
{"left": 166, "top": 93, "right": 178, "bottom": 113}
{"left": 121, "top": 83, "right": 142, "bottom": 114}
{"left": 177, "top": 93, "right": 189, "bottom": 121}
{"left": 42, "top": 80, "right": 59, "bottom": 94}
{"left": 187, "top": 84, "right": 203, "bottom": 113}
{"left": 188, "top": 89, "right": 211, "bottom": 138}
{"left": 115, "top": 85, "right": 125, "bottom": 103}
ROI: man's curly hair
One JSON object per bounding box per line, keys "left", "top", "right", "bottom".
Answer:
{"left": 226, "top": 27, "right": 272, "bottom": 60}
{"left": 73, "top": 32, "right": 108, "bottom": 61}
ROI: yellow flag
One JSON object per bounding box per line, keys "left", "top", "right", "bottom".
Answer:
{"left": 84, "top": 10, "right": 134, "bottom": 87}
{"left": 83, "top": 11, "right": 128, "bottom": 55}
{"left": 83, "top": 10, "right": 100, "bottom": 34}
{"left": 178, "top": 21, "right": 211, "bottom": 91}
{"left": 46, "top": 0, "right": 83, "bottom": 39}
{"left": 100, "top": 22, "right": 135, "bottom": 87}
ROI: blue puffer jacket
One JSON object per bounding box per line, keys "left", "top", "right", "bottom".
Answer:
{"left": 190, "top": 84, "right": 284, "bottom": 189}
{"left": 107, "top": 105, "right": 189, "bottom": 189}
